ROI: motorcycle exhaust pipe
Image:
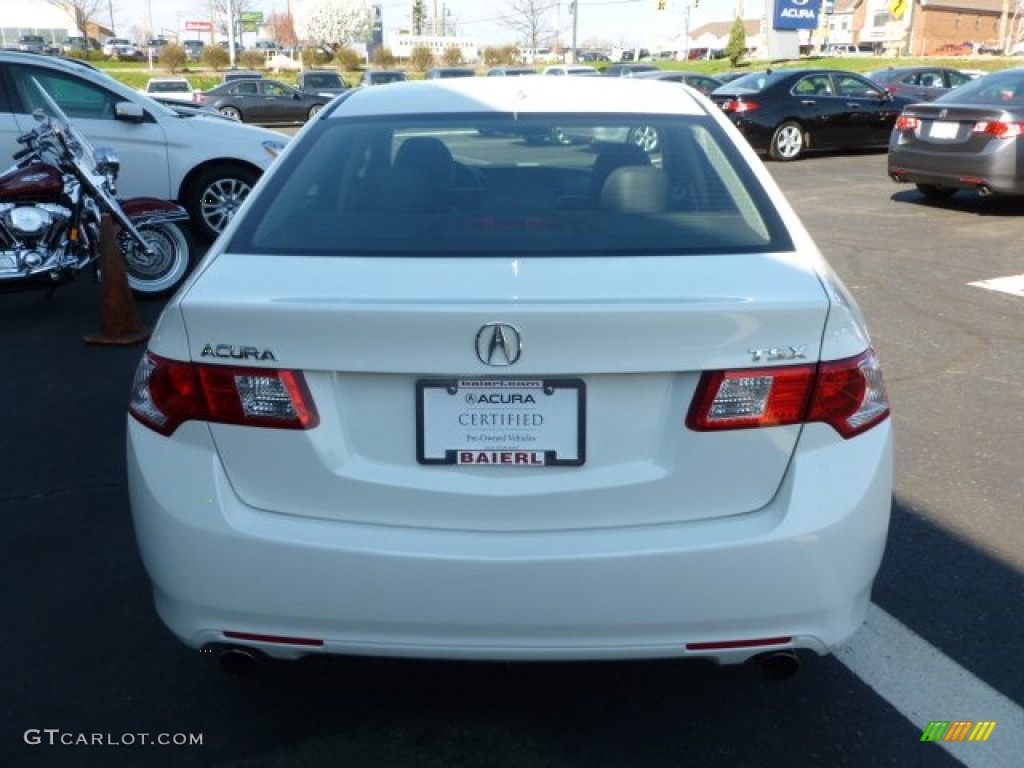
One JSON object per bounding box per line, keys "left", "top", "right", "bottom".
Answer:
{"left": 757, "top": 650, "right": 801, "bottom": 681}
{"left": 218, "top": 647, "right": 262, "bottom": 676}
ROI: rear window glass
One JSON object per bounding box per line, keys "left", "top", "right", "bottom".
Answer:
{"left": 934, "top": 72, "right": 1024, "bottom": 105}
{"left": 227, "top": 113, "right": 792, "bottom": 257}
{"left": 715, "top": 72, "right": 787, "bottom": 94}
{"left": 148, "top": 81, "right": 190, "bottom": 93}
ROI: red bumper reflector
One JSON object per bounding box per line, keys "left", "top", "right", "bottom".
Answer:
{"left": 223, "top": 631, "right": 324, "bottom": 647}
{"left": 686, "top": 636, "right": 792, "bottom": 651}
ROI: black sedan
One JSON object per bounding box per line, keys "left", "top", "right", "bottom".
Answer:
{"left": 867, "top": 66, "right": 973, "bottom": 102}
{"left": 888, "top": 67, "right": 1024, "bottom": 199}
{"left": 196, "top": 78, "right": 332, "bottom": 124}
{"left": 710, "top": 69, "right": 915, "bottom": 161}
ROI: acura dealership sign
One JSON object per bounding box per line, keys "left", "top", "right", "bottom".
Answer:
{"left": 773, "top": 0, "right": 823, "bottom": 30}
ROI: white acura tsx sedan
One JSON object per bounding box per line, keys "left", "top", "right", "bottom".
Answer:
{"left": 127, "top": 76, "right": 893, "bottom": 675}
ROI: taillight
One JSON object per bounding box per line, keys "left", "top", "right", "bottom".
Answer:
{"left": 721, "top": 99, "right": 758, "bottom": 114}
{"left": 687, "top": 349, "right": 889, "bottom": 439}
{"left": 129, "top": 352, "right": 319, "bottom": 436}
{"left": 895, "top": 114, "right": 920, "bottom": 132}
{"left": 972, "top": 120, "right": 1024, "bottom": 139}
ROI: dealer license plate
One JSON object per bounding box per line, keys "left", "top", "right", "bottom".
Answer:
{"left": 416, "top": 378, "right": 585, "bottom": 467}
{"left": 929, "top": 120, "right": 959, "bottom": 139}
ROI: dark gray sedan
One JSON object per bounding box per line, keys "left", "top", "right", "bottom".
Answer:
{"left": 867, "top": 66, "right": 973, "bottom": 102}
{"left": 630, "top": 69, "right": 725, "bottom": 95}
{"left": 888, "top": 68, "right": 1024, "bottom": 199}
{"left": 196, "top": 78, "right": 332, "bottom": 124}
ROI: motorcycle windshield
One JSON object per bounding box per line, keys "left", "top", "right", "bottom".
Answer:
{"left": 27, "top": 77, "right": 99, "bottom": 173}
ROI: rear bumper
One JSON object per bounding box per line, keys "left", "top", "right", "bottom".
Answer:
{"left": 127, "top": 419, "right": 893, "bottom": 665}
{"left": 888, "top": 140, "right": 1024, "bottom": 194}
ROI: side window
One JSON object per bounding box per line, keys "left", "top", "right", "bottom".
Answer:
{"left": 835, "top": 75, "right": 880, "bottom": 98}
{"left": 263, "top": 82, "right": 290, "bottom": 97}
{"left": 794, "top": 76, "right": 832, "bottom": 96}
{"left": 233, "top": 81, "right": 259, "bottom": 96}
{"left": 948, "top": 71, "right": 971, "bottom": 88}
{"left": 8, "top": 65, "right": 118, "bottom": 120}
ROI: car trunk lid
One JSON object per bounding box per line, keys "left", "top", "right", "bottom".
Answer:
{"left": 177, "top": 251, "right": 830, "bottom": 531}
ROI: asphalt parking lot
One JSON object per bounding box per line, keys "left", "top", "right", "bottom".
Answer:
{"left": 2, "top": 148, "right": 1022, "bottom": 768}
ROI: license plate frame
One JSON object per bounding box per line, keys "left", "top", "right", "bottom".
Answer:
{"left": 416, "top": 378, "right": 586, "bottom": 467}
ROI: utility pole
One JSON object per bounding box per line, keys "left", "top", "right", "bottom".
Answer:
{"left": 226, "top": 0, "right": 237, "bottom": 68}
{"left": 570, "top": 1, "right": 579, "bottom": 63}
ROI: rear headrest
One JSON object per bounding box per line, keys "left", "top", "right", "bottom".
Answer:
{"left": 394, "top": 137, "right": 456, "bottom": 188}
{"left": 600, "top": 166, "right": 669, "bottom": 213}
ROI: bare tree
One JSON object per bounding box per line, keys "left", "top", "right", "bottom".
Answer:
{"left": 47, "top": 0, "right": 105, "bottom": 38}
{"left": 503, "top": 0, "right": 557, "bottom": 52}
{"left": 266, "top": 10, "right": 298, "bottom": 48}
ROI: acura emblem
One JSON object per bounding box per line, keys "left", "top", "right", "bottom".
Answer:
{"left": 475, "top": 323, "right": 522, "bottom": 366}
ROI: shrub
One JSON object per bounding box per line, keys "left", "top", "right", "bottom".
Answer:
{"left": 159, "top": 44, "right": 187, "bottom": 73}
{"left": 301, "top": 45, "right": 332, "bottom": 68}
{"left": 335, "top": 46, "right": 362, "bottom": 71}
{"left": 441, "top": 45, "right": 464, "bottom": 66}
{"left": 409, "top": 44, "right": 434, "bottom": 73}
{"left": 238, "top": 50, "right": 265, "bottom": 71}
{"left": 373, "top": 47, "right": 396, "bottom": 68}
{"left": 202, "top": 46, "right": 230, "bottom": 71}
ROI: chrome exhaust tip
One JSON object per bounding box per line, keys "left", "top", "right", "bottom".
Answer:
{"left": 757, "top": 650, "right": 801, "bottom": 681}
{"left": 218, "top": 647, "right": 261, "bottom": 676}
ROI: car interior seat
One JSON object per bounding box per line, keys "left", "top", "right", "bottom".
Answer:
{"left": 599, "top": 166, "right": 670, "bottom": 213}
{"left": 591, "top": 143, "right": 651, "bottom": 199}
{"left": 370, "top": 136, "right": 458, "bottom": 214}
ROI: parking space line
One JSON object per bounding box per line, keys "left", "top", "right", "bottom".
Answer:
{"left": 836, "top": 603, "right": 1024, "bottom": 767}
{"left": 968, "top": 274, "right": 1024, "bottom": 298}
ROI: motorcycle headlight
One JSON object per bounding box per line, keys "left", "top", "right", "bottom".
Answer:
{"left": 94, "top": 147, "right": 119, "bottom": 176}
{"left": 6, "top": 206, "right": 52, "bottom": 234}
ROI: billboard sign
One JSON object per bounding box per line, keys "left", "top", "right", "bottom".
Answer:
{"left": 772, "top": 0, "right": 822, "bottom": 31}
{"left": 185, "top": 20, "right": 212, "bottom": 32}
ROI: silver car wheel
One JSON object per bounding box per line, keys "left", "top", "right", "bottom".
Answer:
{"left": 629, "top": 125, "right": 659, "bottom": 153}
{"left": 770, "top": 122, "right": 805, "bottom": 161}
{"left": 188, "top": 166, "right": 260, "bottom": 242}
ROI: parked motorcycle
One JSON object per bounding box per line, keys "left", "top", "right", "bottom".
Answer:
{"left": 0, "top": 80, "right": 194, "bottom": 299}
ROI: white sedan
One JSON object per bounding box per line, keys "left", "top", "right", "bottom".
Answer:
{"left": 127, "top": 76, "right": 893, "bottom": 676}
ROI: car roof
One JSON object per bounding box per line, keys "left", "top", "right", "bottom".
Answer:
{"left": 326, "top": 76, "right": 707, "bottom": 118}
{"left": 631, "top": 70, "right": 720, "bottom": 80}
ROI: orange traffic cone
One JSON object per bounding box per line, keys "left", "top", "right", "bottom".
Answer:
{"left": 83, "top": 213, "right": 151, "bottom": 346}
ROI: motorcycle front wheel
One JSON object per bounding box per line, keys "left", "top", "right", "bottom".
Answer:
{"left": 122, "top": 221, "right": 195, "bottom": 300}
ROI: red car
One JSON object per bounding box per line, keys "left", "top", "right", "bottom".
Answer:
{"left": 932, "top": 42, "right": 973, "bottom": 56}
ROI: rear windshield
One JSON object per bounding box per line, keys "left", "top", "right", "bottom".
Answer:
{"left": 714, "top": 71, "right": 787, "bottom": 95}
{"left": 933, "top": 71, "right": 1024, "bottom": 104}
{"left": 304, "top": 73, "right": 344, "bottom": 88}
{"left": 227, "top": 113, "right": 792, "bottom": 257}
{"left": 148, "top": 81, "right": 190, "bottom": 93}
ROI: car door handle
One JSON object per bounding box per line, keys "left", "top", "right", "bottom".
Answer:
{"left": 846, "top": 103, "right": 863, "bottom": 108}
{"left": 800, "top": 99, "right": 817, "bottom": 105}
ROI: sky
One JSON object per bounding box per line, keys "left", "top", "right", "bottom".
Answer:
{"left": 112, "top": 0, "right": 766, "bottom": 49}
